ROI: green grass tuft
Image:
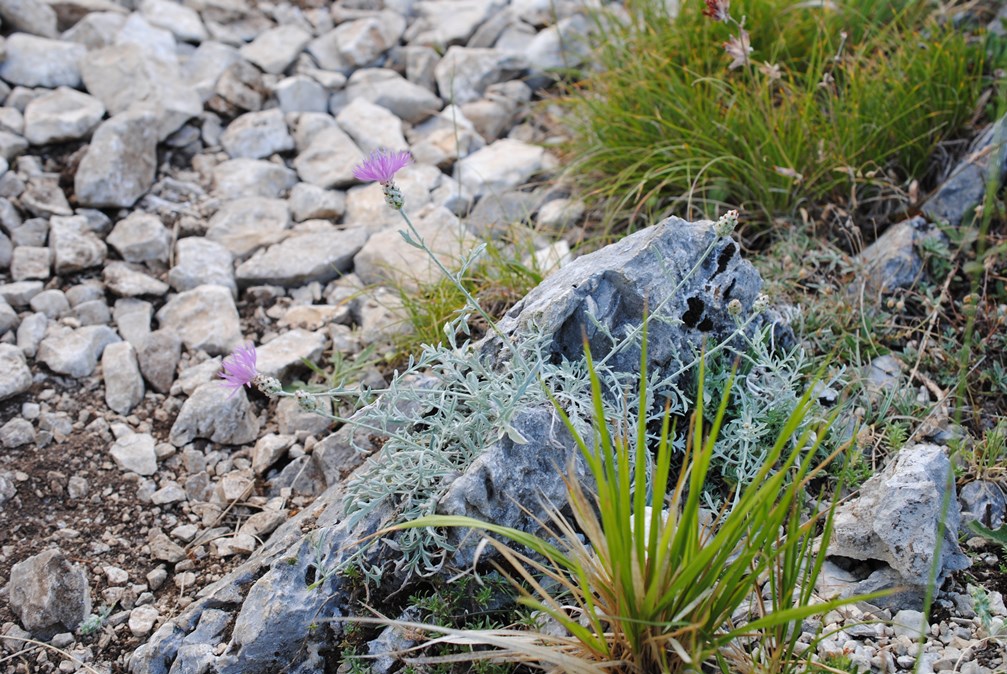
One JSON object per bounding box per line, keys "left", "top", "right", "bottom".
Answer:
{"left": 563, "top": 0, "right": 990, "bottom": 231}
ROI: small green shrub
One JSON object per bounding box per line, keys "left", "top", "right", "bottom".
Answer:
{"left": 564, "top": 0, "right": 988, "bottom": 230}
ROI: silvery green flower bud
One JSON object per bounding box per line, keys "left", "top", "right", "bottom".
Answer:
{"left": 753, "top": 294, "right": 770, "bottom": 314}
{"left": 295, "top": 389, "right": 321, "bottom": 414}
{"left": 382, "top": 182, "right": 405, "bottom": 210}
{"left": 727, "top": 298, "right": 743, "bottom": 317}
{"left": 253, "top": 374, "right": 283, "bottom": 398}
{"left": 714, "top": 209, "right": 739, "bottom": 238}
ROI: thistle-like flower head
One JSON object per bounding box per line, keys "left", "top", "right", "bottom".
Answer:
{"left": 353, "top": 148, "right": 412, "bottom": 185}
{"left": 703, "top": 0, "right": 730, "bottom": 22}
{"left": 219, "top": 342, "right": 258, "bottom": 396}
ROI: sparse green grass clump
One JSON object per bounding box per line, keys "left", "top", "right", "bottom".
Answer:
{"left": 565, "top": 0, "right": 989, "bottom": 230}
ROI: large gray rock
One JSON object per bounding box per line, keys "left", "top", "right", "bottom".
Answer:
{"left": 139, "top": 0, "right": 206, "bottom": 43}
{"left": 37, "top": 324, "right": 120, "bottom": 378}
{"left": 221, "top": 109, "right": 294, "bottom": 160}
{"left": 235, "top": 224, "right": 368, "bottom": 287}
{"left": 855, "top": 216, "right": 945, "bottom": 295}
{"left": 49, "top": 215, "right": 107, "bottom": 273}
{"left": 353, "top": 206, "right": 479, "bottom": 290}
{"left": 169, "top": 237, "right": 236, "bottom": 297}
{"left": 103, "top": 261, "right": 171, "bottom": 297}
{"left": 345, "top": 68, "right": 444, "bottom": 124}
{"left": 0, "top": 0, "right": 58, "bottom": 37}
{"left": 335, "top": 97, "right": 408, "bottom": 155}
{"left": 80, "top": 43, "right": 202, "bottom": 140}
{"left": 74, "top": 107, "right": 159, "bottom": 209}
{"left": 454, "top": 138, "right": 545, "bottom": 197}
{"left": 0, "top": 343, "right": 32, "bottom": 401}
{"left": 923, "top": 114, "right": 1007, "bottom": 228}
{"left": 212, "top": 159, "right": 298, "bottom": 200}
{"left": 293, "top": 126, "right": 365, "bottom": 189}
{"left": 22, "top": 87, "right": 105, "bottom": 146}
{"left": 205, "top": 197, "right": 290, "bottom": 259}
{"left": 103, "top": 341, "right": 144, "bottom": 414}
{"left": 137, "top": 329, "right": 181, "bottom": 394}
{"left": 110, "top": 432, "right": 158, "bottom": 475}
{"left": 239, "top": 24, "right": 311, "bottom": 75}
{"left": 169, "top": 381, "right": 260, "bottom": 446}
{"left": 823, "top": 444, "right": 970, "bottom": 610}
{"left": 434, "top": 46, "right": 528, "bottom": 105}
{"left": 107, "top": 211, "right": 172, "bottom": 264}
{"left": 255, "top": 329, "right": 326, "bottom": 379}
{"left": 405, "top": 0, "right": 503, "bottom": 46}
{"left": 129, "top": 217, "right": 773, "bottom": 674}
{"left": 306, "top": 13, "right": 405, "bottom": 72}
{"left": 8, "top": 549, "right": 91, "bottom": 638}
{"left": 155, "top": 285, "right": 242, "bottom": 356}
{"left": 0, "top": 34, "right": 85, "bottom": 88}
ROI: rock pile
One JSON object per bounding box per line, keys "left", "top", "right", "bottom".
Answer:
{"left": 0, "top": 0, "right": 1003, "bottom": 672}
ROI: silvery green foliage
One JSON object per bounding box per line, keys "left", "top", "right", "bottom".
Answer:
{"left": 703, "top": 324, "right": 840, "bottom": 505}
{"left": 330, "top": 216, "right": 823, "bottom": 583}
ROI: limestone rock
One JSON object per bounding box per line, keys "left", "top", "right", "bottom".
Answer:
{"left": 103, "top": 262, "right": 171, "bottom": 297}
{"left": 74, "top": 108, "right": 158, "bottom": 209}
{"left": 274, "top": 75, "right": 328, "bottom": 113}
{"left": 434, "top": 46, "right": 528, "bottom": 105}
{"left": 293, "top": 126, "right": 364, "bottom": 189}
{"left": 103, "top": 341, "right": 144, "bottom": 415}
{"left": 139, "top": 0, "right": 206, "bottom": 43}
{"left": 288, "top": 183, "right": 345, "bottom": 222}
{"left": 0, "top": 343, "right": 31, "bottom": 401}
{"left": 405, "top": 0, "right": 503, "bottom": 46}
{"left": 22, "top": 87, "right": 105, "bottom": 146}
{"left": 136, "top": 329, "right": 182, "bottom": 394}
{"left": 8, "top": 549, "right": 90, "bottom": 638}
{"left": 255, "top": 329, "right": 326, "bottom": 379}
{"left": 335, "top": 97, "right": 407, "bottom": 155}
{"left": 235, "top": 224, "right": 368, "bottom": 287}
{"left": 10, "top": 246, "right": 50, "bottom": 281}
{"left": 155, "top": 285, "right": 242, "bottom": 356}
{"left": 80, "top": 43, "right": 202, "bottom": 140}
{"left": 0, "top": 417, "right": 35, "bottom": 448}
{"left": 205, "top": 197, "right": 290, "bottom": 259}
{"left": 239, "top": 24, "right": 311, "bottom": 75}
{"left": 0, "top": 34, "right": 85, "bottom": 88}
{"left": 169, "top": 381, "right": 260, "bottom": 446}
{"left": 345, "top": 68, "right": 443, "bottom": 124}
{"left": 37, "top": 324, "right": 120, "bottom": 378}
{"left": 353, "top": 206, "right": 478, "bottom": 290}
{"left": 212, "top": 159, "right": 298, "bottom": 200}
{"left": 49, "top": 215, "right": 107, "bottom": 273}
{"left": 0, "top": 0, "right": 58, "bottom": 37}
{"left": 824, "top": 444, "right": 970, "bottom": 609}
{"left": 107, "top": 212, "right": 171, "bottom": 264}
{"left": 855, "top": 216, "right": 944, "bottom": 295}
{"left": 110, "top": 432, "right": 158, "bottom": 475}
{"left": 221, "top": 109, "right": 294, "bottom": 160}
{"left": 454, "top": 138, "right": 544, "bottom": 197}
{"left": 922, "top": 114, "right": 1007, "bottom": 228}
{"left": 169, "top": 237, "right": 236, "bottom": 297}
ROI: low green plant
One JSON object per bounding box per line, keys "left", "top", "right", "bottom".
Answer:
{"left": 564, "top": 0, "right": 989, "bottom": 231}
{"left": 389, "top": 331, "right": 882, "bottom": 672}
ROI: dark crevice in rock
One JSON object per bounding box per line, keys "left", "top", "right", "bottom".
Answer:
{"left": 682, "top": 296, "right": 705, "bottom": 328}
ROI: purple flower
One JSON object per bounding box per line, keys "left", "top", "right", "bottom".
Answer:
{"left": 219, "top": 342, "right": 258, "bottom": 396}
{"left": 352, "top": 148, "right": 412, "bottom": 184}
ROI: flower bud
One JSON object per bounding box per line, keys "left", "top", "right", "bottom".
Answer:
{"left": 727, "top": 298, "right": 743, "bottom": 317}
{"left": 752, "top": 294, "right": 770, "bottom": 314}
{"left": 714, "top": 210, "right": 739, "bottom": 238}
{"left": 253, "top": 374, "right": 283, "bottom": 398}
